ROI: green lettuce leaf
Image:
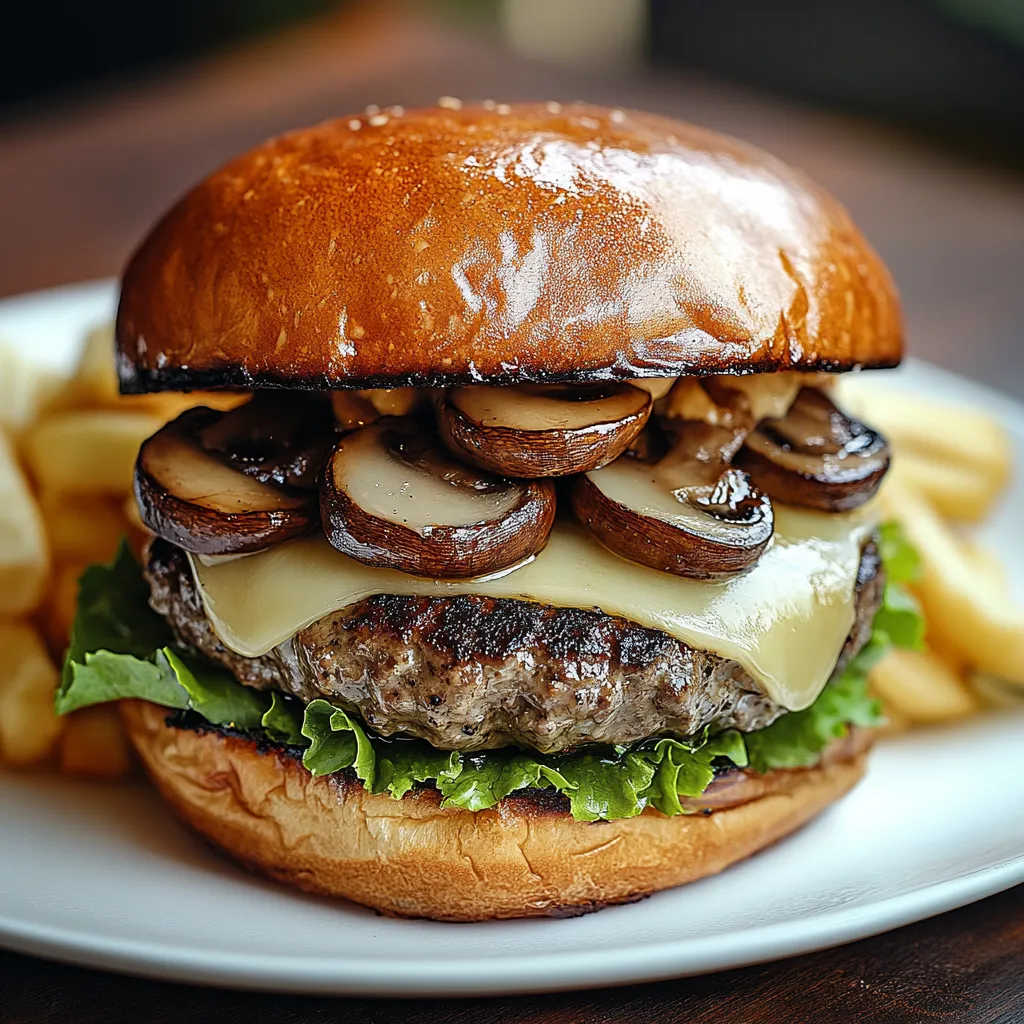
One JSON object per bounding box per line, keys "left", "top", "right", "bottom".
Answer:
{"left": 549, "top": 752, "right": 654, "bottom": 822}
{"left": 57, "top": 543, "right": 278, "bottom": 730}
{"left": 436, "top": 751, "right": 571, "bottom": 813}
{"left": 64, "top": 540, "right": 172, "bottom": 669}
{"left": 57, "top": 648, "right": 188, "bottom": 716}
{"left": 55, "top": 522, "right": 921, "bottom": 822}
{"left": 642, "top": 730, "right": 747, "bottom": 816}
{"left": 744, "top": 654, "right": 883, "bottom": 774}
{"left": 878, "top": 520, "right": 921, "bottom": 585}
{"left": 160, "top": 648, "right": 269, "bottom": 730}
{"left": 874, "top": 583, "right": 925, "bottom": 650}
{"left": 56, "top": 542, "right": 189, "bottom": 715}
{"left": 261, "top": 691, "right": 306, "bottom": 746}
{"left": 301, "top": 699, "right": 376, "bottom": 785}
{"left": 375, "top": 743, "right": 460, "bottom": 800}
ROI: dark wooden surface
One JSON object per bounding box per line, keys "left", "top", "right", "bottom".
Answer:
{"left": 0, "top": 5, "right": 1021, "bottom": 1021}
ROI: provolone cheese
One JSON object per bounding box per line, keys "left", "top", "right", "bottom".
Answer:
{"left": 187, "top": 505, "right": 875, "bottom": 711}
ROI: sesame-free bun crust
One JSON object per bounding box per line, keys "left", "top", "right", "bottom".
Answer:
{"left": 116, "top": 103, "right": 901, "bottom": 393}
{"left": 120, "top": 700, "right": 869, "bottom": 921}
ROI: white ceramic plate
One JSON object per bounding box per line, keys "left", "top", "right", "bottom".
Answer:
{"left": 1, "top": 280, "right": 1022, "bottom": 997}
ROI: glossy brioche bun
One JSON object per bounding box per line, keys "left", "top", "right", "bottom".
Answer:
{"left": 116, "top": 102, "right": 901, "bottom": 394}
{"left": 120, "top": 700, "right": 869, "bottom": 921}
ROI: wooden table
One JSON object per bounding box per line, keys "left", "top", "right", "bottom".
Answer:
{"left": 0, "top": 5, "right": 1021, "bottom": 1020}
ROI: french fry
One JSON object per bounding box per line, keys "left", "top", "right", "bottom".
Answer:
{"left": 0, "top": 621, "right": 64, "bottom": 766}
{"left": 890, "top": 452, "right": 1004, "bottom": 523}
{"left": 0, "top": 430, "right": 49, "bottom": 615}
{"left": 40, "top": 561, "right": 88, "bottom": 657}
{"left": 841, "top": 382, "right": 1012, "bottom": 485}
{"left": 962, "top": 539, "right": 1010, "bottom": 599}
{"left": 39, "top": 491, "right": 124, "bottom": 564}
{"left": 869, "top": 646, "right": 978, "bottom": 723}
{"left": 56, "top": 322, "right": 119, "bottom": 408}
{"left": 0, "top": 340, "right": 64, "bottom": 435}
{"left": 970, "top": 671, "right": 1024, "bottom": 709}
{"left": 884, "top": 478, "right": 1024, "bottom": 684}
{"left": 22, "top": 409, "right": 162, "bottom": 496}
{"left": 122, "top": 494, "right": 154, "bottom": 563}
{"left": 58, "top": 705, "right": 134, "bottom": 780}
{"left": 52, "top": 320, "right": 246, "bottom": 420}
{"left": 872, "top": 696, "right": 910, "bottom": 734}
{"left": 925, "top": 627, "right": 969, "bottom": 676}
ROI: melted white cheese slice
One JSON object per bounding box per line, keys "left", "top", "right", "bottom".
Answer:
{"left": 187, "top": 505, "right": 875, "bottom": 712}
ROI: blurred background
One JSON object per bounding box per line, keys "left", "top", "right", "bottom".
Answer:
{"left": 1, "top": 0, "right": 1023, "bottom": 391}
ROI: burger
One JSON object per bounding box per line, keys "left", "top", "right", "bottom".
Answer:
{"left": 55, "top": 102, "right": 921, "bottom": 921}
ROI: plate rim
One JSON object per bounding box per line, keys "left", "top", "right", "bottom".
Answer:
{"left": 1, "top": 858, "right": 1021, "bottom": 997}
{"left": 1, "top": 278, "right": 1022, "bottom": 997}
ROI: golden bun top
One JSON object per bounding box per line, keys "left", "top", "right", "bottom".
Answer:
{"left": 116, "top": 102, "right": 902, "bottom": 393}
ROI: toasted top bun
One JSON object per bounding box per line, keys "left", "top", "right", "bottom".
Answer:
{"left": 116, "top": 102, "right": 902, "bottom": 394}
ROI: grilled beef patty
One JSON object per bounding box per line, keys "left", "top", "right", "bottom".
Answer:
{"left": 146, "top": 538, "right": 882, "bottom": 754}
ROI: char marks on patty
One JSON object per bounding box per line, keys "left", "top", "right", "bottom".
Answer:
{"left": 145, "top": 537, "right": 882, "bottom": 754}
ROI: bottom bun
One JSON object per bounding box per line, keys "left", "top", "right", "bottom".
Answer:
{"left": 120, "top": 700, "right": 870, "bottom": 921}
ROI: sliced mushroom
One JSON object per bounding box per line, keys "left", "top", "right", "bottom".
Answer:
{"left": 630, "top": 377, "right": 676, "bottom": 401}
{"left": 735, "top": 387, "right": 890, "bottom": 511}
{"left": 196, "top": 392, "right": 335, "bottom": 491}
{"left": 437, "top": 383, "right": 652, "bottom": 478}
{"left": 570, "top": 421, "right": 774, "bottom": 579}
{"left": 321, "top": 417, "right": 556, "bottom": 578}
{"left": 135, "top": 409, "right": 318, "bottom": 555}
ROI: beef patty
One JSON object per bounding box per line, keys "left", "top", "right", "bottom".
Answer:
{"left": 146, "top": 538, "right": 882, "bottom": 754}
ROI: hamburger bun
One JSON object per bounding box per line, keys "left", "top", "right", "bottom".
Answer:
{"left": 120, "top": 699, "right": 871, "bottom": 921}
{"left": 116, "top": 102, "right": 901, "bottom": 394}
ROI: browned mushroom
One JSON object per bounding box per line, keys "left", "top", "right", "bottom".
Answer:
{"left": 570, "top": 421, "right": 774, "bottom": 579}
{"left": 735, "top": 387, "right": 890, "bottom": 511}
{"left": 196, "top": 392, "right": 336, "bottom": 491}
{"left": 321, "top": 417, "right": 556, "bottom": 578}
{"left": 436, "top": 383, "right": 652, "bottom": 478}
{"left": 135, "top": 409, "right": 318, "bottom": 555}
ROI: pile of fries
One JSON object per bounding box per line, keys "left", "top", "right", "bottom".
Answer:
{"left": 0, "top": 326, "right": 1020, "bottom": 780}
{"left": 0, "top": 324, "right": 240, "bottom": 778}
{"left": 841, "top": 378, "right": 1024, "bottom": 727}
